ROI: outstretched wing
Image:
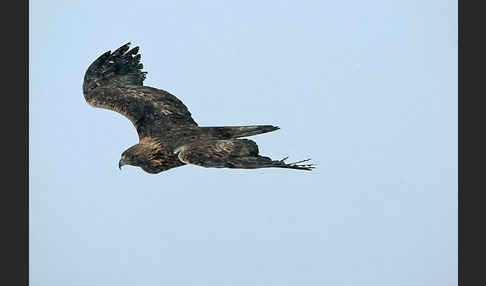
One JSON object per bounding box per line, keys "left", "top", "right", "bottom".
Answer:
{"left": 175, "top": 139, "right": 314, "bottom": 170}
{"left": 82, "top": 43, "right": 197, "bottom": 137}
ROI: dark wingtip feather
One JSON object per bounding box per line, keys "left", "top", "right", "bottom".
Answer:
{"left": 278, "top": 157, "right": 316, "bottom": 171}
{"left": 96, "top": 50, "right": 111, "bottom": 62}
{"left": 83, "top": 42, "right": 147, "bottom": 94}
{"left": 112, "top": 42, "right": 131, "bottom": 57}
{"left": 126, "top": 46, "right": 139, "bottom": 57}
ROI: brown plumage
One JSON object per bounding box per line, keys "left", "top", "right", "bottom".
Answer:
{"left": 83, "top": 43, "right": 315, "bottom": 174}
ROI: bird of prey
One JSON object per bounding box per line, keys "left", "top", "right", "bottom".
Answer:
{"left": 82, "top": 43, "right": 314, "bottom": 174}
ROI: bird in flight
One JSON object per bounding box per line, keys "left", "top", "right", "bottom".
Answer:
{"left": 82, "top": 43, "right": 314, "bottom": 174}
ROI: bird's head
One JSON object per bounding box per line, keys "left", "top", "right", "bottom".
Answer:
{"left": 118, "top": 141, "right": 180, "bottom": 174}
{"left": 119, "top": 144, "right": 147, "bottom": 170}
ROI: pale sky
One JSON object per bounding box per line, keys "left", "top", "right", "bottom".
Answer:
{"left": 30, "top": 1, "right": 457, "bottom": 285}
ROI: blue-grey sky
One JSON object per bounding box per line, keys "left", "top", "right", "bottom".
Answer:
{"left": 30, "top": 1, "right": 457, "bottom": 285}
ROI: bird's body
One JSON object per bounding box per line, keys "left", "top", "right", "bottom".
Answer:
{"left": 83, "top": 43, "right": 314, "bottom": 173}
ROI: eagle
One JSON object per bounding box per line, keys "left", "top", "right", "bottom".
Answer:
{"left": 82, "top": 43, "right": 314, "bottom": 174}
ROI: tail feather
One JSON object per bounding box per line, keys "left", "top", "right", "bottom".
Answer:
{"left": 201, "top": 125, "right": 280, "bottom": 139}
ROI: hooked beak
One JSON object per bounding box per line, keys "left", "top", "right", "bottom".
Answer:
{"left": 118, "top": 158, "right": 126, "bottom": 170}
